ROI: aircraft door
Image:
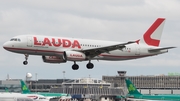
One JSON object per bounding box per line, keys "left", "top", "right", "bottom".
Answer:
{"left": 135, "top": 45, "right": 140, "bottom": 55}
{"left": 27, "top": 36, "right": 33, "bottom": 47}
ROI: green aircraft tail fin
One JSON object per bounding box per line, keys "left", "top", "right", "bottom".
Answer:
{"left": 5, "top": 87, "right": 9, "bottom": 92}
{"left": 20, "top": 80, "right": 30, "bottom": 93}
{"left": 125, "top": 79, "right": 142, "bottom": 95}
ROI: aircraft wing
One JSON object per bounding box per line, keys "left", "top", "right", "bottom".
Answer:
{"left": 80, "top": 41, "right": 136, "bottom": 58}
{"left": 148, "top": 47, "right": 176, "bottom": 52}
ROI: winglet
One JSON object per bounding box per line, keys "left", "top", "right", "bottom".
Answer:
{"left": 135, "top": 39, "right": 140, "bottom": 44}
{"left": 20, "top": 80, "right": 31, "bottom": 93}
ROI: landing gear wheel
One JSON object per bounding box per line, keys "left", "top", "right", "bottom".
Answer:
{"left": 23, "top": 54, "right": 29, "bottom": 65}
{"left": 72, "top": 64, "right": 79, "bottom": 70}
{"left": 23, "top": 61, "right": 28, "bottom": 65}
{"left": 86, "top": 63, "right": 94, "bottom": 69}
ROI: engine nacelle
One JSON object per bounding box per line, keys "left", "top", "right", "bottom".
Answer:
{"left": 64, "top": 51, "right": 86, "bottom": 61}
{"left": 42, "top": 56, "right": 66, "bottom": 63}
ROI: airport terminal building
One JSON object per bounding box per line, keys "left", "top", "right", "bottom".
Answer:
{"left": 102, "top": 71, "right": 180, "bottom": 89}
{"left": 0, "top": 71, "right": 180, "bottom": 95}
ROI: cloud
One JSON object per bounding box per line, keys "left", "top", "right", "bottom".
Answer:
{"left": 0, "top": 0, "right": 179, "bottom": 79}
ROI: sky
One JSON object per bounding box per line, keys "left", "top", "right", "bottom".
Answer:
{"left": 0, "top": 0, "right": 180, "bottom": 80}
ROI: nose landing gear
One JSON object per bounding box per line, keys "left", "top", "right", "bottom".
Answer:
{"left": 23, "top": 61, "right": 28, "bottom": 65}
{"left": 23, "top": 54, "right": 29, "bottom": 65}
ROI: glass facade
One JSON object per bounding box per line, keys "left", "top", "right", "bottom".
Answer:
{"left": 0, "top": 80, "right": 21, "bottom": 93}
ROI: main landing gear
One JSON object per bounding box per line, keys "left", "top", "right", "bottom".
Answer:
{"left": 86, "top": 61, "right": 94, "bottom": 69}
{"left": 72, "top": 61, "right": 94, "bottom": 70}
{"left": 23, "top": 54, "right": 29, "bottom": 65}
{"left": 72, "top": 61, "right": 79, "bottom": 70}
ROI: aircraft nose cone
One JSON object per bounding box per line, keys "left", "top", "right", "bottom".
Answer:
{"left": 3, "top": 42, "right": 9, "bottom": 50}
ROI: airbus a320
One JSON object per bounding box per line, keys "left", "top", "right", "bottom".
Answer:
{"left": 3, "top": 18, "right": 175, "bottom": 70}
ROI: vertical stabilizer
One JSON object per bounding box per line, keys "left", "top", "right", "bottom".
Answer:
{"left": 140, "top": 18, "right": 165, "bottom": 47}
{"left": 5, "top": 87, "right": 9, "bottom": 92}
{"left": 125, "top": 79, "right": 142, "bottom": 95}
{"left": 20, "top": 80, "right": 31, "bottom": 93}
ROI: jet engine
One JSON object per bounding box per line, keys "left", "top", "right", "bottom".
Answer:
{"left": 42, "top": 55, "right": 66, "bottom": 63}
{"left": 63, "top": 51, "right": 86, "bottom": 61}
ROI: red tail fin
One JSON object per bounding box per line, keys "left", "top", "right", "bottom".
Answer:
{"left": 140, "top": 18, "right": 165, "bottom": 47}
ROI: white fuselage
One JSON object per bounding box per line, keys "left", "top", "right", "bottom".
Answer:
{"left": 3, "top": 35, "right": 167, "bottom": 61}
{"left": 2, "top": 18, "right": 173, "bottom": 70}
{"left": 0, "top": 92, "right": 49, "bottom": 101}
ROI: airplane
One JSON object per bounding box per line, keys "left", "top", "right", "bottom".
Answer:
{"left": 20, "top": 80, "right": 71, "bottom": 100}
{"left": 0, "top": 92, "right": 49, "bottom": 101}
{"left": 3, "top": 18, "right": 176, "bottom": 70}
{"left": 125, "top": 79, "right": 180, "bottom": 100}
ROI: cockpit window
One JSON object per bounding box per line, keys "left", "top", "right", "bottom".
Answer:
{"left": 10, "top": 38, "right": 21, "bottom": 41}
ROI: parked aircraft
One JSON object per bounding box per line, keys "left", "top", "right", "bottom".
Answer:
{"left": 0, "top": 92, "right": 48, "bottom": 101}
{"left": 3, "top": 18, "right": 175, "bottom": 70}
{"left": 125, "top": 79, "right": 180, "bottom": 100}
{"left": 20, "top": 80, "right": 71, "bottom": 100}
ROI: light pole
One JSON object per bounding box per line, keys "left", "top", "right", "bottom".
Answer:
{"left": 35, "top": 73, "right": 37, "bottom": 92}
{"left": 62, "top": 71, "right": 65, "bottom": 93}
{"left": 63, "top": 71, "right": 65, "bottom": 82}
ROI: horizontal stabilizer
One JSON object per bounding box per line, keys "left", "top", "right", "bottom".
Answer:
{"left": 148, "top": 47, "right": 176, "bottom": 52}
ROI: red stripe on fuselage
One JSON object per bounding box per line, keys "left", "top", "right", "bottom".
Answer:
{"left": 3, "top": 47, "right": 63, "bottom": 54}
{"left": 4, "top": 47, "right": 154, "bottom": 59}
{"left": 100, "top": 54, "right": 153, "bottom": 58}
